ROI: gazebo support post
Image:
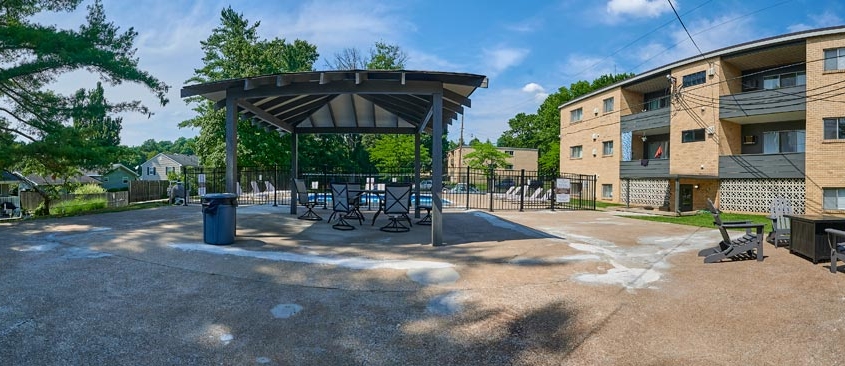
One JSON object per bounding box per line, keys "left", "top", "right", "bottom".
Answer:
{"left": 432, "top": 92, "right": 443, "bottom": 246}
{"left": 414, "top": 132, "right": 421, "bottom": 218}
{"left": 290, "top": 133, "right": 298, "bottom": 215}
{"left": 225, "top": 95, "right": 238, "bottom": 195}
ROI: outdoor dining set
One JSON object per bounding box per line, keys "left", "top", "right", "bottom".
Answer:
{"left": 293, "top": 179, "right": 428, "bottom": 233}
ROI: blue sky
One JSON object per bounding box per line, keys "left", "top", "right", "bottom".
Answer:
{"left": 35, "top": 0, "right": 845, "bottom": 146}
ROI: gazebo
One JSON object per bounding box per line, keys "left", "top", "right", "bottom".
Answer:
{"left": 180, "top": 70, "right": 488, "bottom": 246}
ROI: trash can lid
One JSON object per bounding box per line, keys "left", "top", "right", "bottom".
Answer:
{"left": 202, "top": 193, "right": 237, "bottom": 199}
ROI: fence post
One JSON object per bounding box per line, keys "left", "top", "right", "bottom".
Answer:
{"left": 551, "top": 175, "right": 556, "bottom": 211}
{"left": 273, "top": 164, "right": 278, "bottom": 207}
{"left": 464, "top": 166, "right": 470, "bottom": 210}
{"left": 488, "top": 165, "right": 494, "bottom": 212}
{"left": 182, "top": 167, "right": 188, "bottom": 205}
{"left": 519, "top": 169, "right": 525, "bottom": 212}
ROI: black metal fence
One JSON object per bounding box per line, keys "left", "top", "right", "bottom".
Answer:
{"left": 183, "top": 166, "right": 596, "bottom": 211}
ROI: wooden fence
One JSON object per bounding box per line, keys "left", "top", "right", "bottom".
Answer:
{"left": 128, "top": 180, "right": 171, "bottom": 203}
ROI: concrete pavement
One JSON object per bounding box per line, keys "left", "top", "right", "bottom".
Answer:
{"left": 1, "top": 204, "right": 844, "bottom": 365}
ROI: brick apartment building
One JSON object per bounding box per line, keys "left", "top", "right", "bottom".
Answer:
{"left": 447, "top": 145, "right": 538, "bottom": 182}
{"left": 558, "top": 26, "right": 845, "bottom": 215}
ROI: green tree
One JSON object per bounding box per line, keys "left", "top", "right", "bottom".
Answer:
{"left": 367, "top": 135, "right": 429, "bottom": 172}
{"left": 367, "top": 41, "right": 407, "bottom": 70}
{"left": 180, "top": 7, "right": 319, "bottom": 167}
{"left": 463, "top": 140, "right": 510, "bottom": 170}
{"left": 0, "top": 0, "right": 169, "bottom": 213}
{"left": 498, "top": 73, "right": 634, "bottom": 176}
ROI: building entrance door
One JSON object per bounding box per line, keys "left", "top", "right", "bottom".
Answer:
{"left": 680, "top": 184, "right": 694, "bottom": 212}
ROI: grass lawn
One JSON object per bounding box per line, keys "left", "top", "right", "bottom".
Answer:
{"left": 620, "top": 210, "right": 772, "bottom": 233}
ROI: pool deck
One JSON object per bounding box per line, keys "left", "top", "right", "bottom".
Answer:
{"left": 1, "top": 204, "right": 844, "bottom": 365}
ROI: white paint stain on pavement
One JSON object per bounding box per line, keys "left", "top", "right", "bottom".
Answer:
{"left": 220, "top": 333, "right": 234, "bottom": 345}
{"left": 169, "top": 243, "right": 454, "bottom": 270}
{"left": 407, "top": 268, "right": 460, "bottom": 285}
{"left": 10, "top": 243, "right": 60, "bottom": 252}
{"left": 427, "top": 291, "right": 464, "bottom": 316}
{"left": 271, "top": 303, "right": 303, "bottom": 319}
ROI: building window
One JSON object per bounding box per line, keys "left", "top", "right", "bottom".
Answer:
{"left": 681, "top": 129, "right": 706, "bottom": 143}
{"left": 824, "top": 48, "right": 845, "bottom": 71}
{"left": 103, "top": 176, "right": 109, "bottom": 182}
{"left": 165, "top": 166, "right": 176, "bottom": 175}
{"left": 146, "top": 166, "right": 156, "bottom": 175}
{"left": 570, "top": 108, "right": 583, "bottom": 123}
{"left": 643, "top": 90, "right": 670, "bottom": 111}
{"left": 570, "top": 145, "right": 583, "bottom": 159}
{"left": 682, "top": 71, "right": 706, "bottom": 87}
{"left": 122, "top": 176, "right": 129, "bottom": 184}
{"left": 763, "top": 71, "right": 806, "bottom": 90}
{"left": 602, "top": 141, "right": 613, "bottom": 156}
{"left": 504, "top": 150, "right": 514, "bottom": 156}
{"left": 504, "top": 164, "right": 514, "bottom": 170}
{"left": 824, "top": 118, "right": 845, "bottom": 140}
{"left": 763, "top": 130, "right": 805, "bottom": 153}
{"left": 823, "top": 188, "right": 845, "bottom": 210}
{"left": 602, "top": 184, "right": 613, "bottom": 199}
{"left": 571, "top": 182, "right": 583, "bottom": 195}
{"left": 603, "top": 97, "right": 614, "bottom": 113}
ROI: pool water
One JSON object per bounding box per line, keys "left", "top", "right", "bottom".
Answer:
{"left": 308, "top": 193, "right": 451, "bottom": 206}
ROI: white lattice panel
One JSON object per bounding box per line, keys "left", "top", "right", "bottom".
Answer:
{"left": 718, "top": 178, "right": 805, "bottom": 214}
{"left": 620, "top": 179, "right": 670, "bottom": 207}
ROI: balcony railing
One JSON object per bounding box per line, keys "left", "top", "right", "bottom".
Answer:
{"left": 621, "top": 107, "right": 670, "bottom": 133}
{"left": 720, "top": 85, "right": 806, "bottom": 121}
{"left": 718, "top": 153, "right": 805, "bottom": 179}
{"left": 620, "top": 159, "right": 670, "bottom": 179}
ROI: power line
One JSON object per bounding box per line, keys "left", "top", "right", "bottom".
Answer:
{"left": 667, "top": 0, "right": 704, "bottom": 57}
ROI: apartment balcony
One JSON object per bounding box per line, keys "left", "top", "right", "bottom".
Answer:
{"left": 719, "top": 85, "right": 806, "bottom": 123}
{"left": 620, "top": 107, "right": 671, "bottom": 132}
{"left": 620, "top": 159, "right": 670, "bottom": 179}
{"left": 718, "top": 153, "right": 805, "bottom": 179}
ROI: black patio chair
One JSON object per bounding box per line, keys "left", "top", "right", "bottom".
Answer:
{"left": 379, "top": 183, "right": 412, "bottom": 233}
{"left": 328, "top": 183, "right": 361, "bottom": 230}
{"left": 698, "top": 198, "right": 764, "bottom": 263}
{"left": 294, "top": 178, "right": 321, "bottom": 221}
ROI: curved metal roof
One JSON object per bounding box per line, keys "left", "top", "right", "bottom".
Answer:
{"left": 181, "top": 70, "right": 488, "bottom": 135}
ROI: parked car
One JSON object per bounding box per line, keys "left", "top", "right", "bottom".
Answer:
{"left": 419, "top": 179, "right": 432, "bottom": 190}
{"left": 528, "top": 179, "right": 544, "bottom": 189}
{"left": 448, "top": 183, "right": 480, "bottom": 194}
{"left": 495, "top": 178, "right": 515, "bottom": 190}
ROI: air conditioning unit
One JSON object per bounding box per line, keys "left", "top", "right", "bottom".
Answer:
{"left": 707, "top": 66, "right": 716, "bottom": 76}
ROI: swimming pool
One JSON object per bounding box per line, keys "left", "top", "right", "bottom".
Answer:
{"left": 308, "top": 193, "right": 452, "bottom": 206}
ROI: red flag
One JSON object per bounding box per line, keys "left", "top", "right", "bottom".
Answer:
{"left": 654, "top": 145, "right": 663, "bottom": 158}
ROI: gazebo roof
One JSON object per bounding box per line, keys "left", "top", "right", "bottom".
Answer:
{"left": 181, "top": 70, "right": 488, "bottom": 135}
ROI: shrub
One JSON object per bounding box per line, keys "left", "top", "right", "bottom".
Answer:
{"left": 74, "top": 184, "right": 106, "bottom": 195}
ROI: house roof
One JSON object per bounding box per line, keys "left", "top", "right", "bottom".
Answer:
{"left": 25, "top": 174, "right": 101, "bottom": 186}
{"left": 1, "top": 170, "right": 24, "bottom": 183}
{"left": 107, "top": 163, "right": 140, "bottom": 178}
{"left": 180, "top": 70, "right": 488, "bottom": 135}
{"left": 559, "top": 25, "right": 845, "bottom": 110}
{"left": 161, "top": 154, "right": 200, "bottom": 167}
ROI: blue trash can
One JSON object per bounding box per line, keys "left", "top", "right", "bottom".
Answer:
{"left": 201, "top": 193, "right": 238, "bottom": 245}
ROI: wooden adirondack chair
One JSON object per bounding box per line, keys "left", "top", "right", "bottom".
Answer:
{"left": 698, "top": 198, "right": 765, "bottom": 263}
{"left": 767, "top": 197, "right": 792, "bottom": 248}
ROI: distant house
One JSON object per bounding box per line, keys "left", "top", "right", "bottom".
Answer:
{"left": 85, "top": 164, "right": 139, "bottom": 191}
{"left": 447, "top": 145, "right": 539, "bottom": 175}
{"left": 19, "top": 173, "right": 101, "bottom": 192}
{"left": 1, "top": 170, "right": 25, "bottom": 196}
{"left": 139, "top": 153, "right": 200, "bottom": 181}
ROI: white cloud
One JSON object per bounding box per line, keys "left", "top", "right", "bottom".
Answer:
{"left": 788, "top": 11, "right": 844, "bottom": 33}
{"left": 522, "top": 82, "right": 549, "bottom": 102}
{"left": 606, "top": 0, "right": 675, "bottom": 18}
{"left": 406, "top": 49, "right": 461, "bottom": 71}
{"left": 269, "top": 1, "right": 414, "bottom": 58}
{"left": 481, "top": 47, "right": 530, "bottom": 77}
